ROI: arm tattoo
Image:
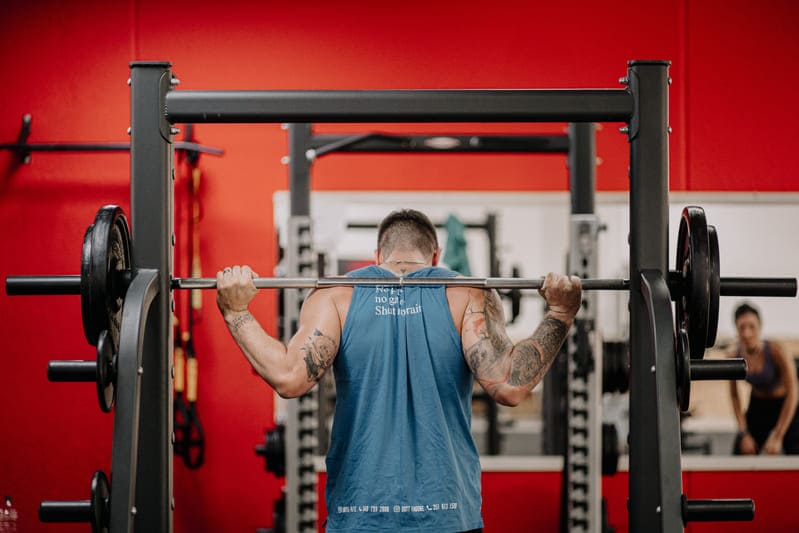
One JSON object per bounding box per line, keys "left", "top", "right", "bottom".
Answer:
{"left": 535, "top": 316, "right": 569, "bottom": 355}
{"left": 464, "top": 290, "right": 570, "bottom": 392}
{"left": 301, "top": 328, "right": 337, "bottom": 383}
{"left": 464, "top": 290, "right": 513, "bottom": 377}
{"left": 508, "top": 343, "right": 543, "bottom": 386}
{"left": 227, "top": 311, "right": 255, "bottom": 332}
{"left": 508, "top": 316, "right": 569, "bottom": 387}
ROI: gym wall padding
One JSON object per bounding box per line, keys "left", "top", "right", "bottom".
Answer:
{"left": 0, "top": 1, "right": 797, "bottom": 532}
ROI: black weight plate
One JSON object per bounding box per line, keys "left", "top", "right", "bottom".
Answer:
{"left": 265, "top": 425, "right": 286, "bottom": 477}
{"left": 602, "top": 344, "right": 612, "bottom": 393}
{"left": 81, "top": 206, "right": 131, "bottom": 350}
{"left": 706, "top": 225, "right": 720, "bottom": 348}
{"left": 675, "top": 206, "right": 710, "bottom": 359}
{"left": 89, "top": 470, "right": 110, "bottom": 533}
{"left": 675, "top": 328, "right": 691, "bottom": 412}
{"left": 601, "top": 423, "right": 619, "bottom": 476}
{"left": 604, "top": 341, "right": 630, "bottom": 394}
{"left": 617, "top": 342, "right": 630, "bottom": 394}
{"left": 107, "top": 212, "right": 131, "bottom": 349}
{"left": 95, "top": 330, "right": 116, "bottom": 413}
{"left": 80, "top": 223, "right": 96, "bottom": 345}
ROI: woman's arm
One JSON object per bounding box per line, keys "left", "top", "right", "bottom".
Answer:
{"left": 729, "top": 348, "right": 757, "bottom": 454}
{"left": 765, "top": 342, "right": 799, "bottom": 452}
{"left": 729, "top": 377, "right": 747, "bottom": 433}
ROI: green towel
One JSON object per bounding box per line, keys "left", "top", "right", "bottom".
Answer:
{"left": 443, "top": 214, "right": 472, "bottom": 275}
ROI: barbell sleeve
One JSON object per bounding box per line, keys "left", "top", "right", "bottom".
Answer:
{"left": 48, "top": 360, "right": 97, "bottom": 382}
{"left": 719, "top": 277, "right": 797, "bottom": 297}
{"left": 39, "top": 500, "right": 92, "bottom": 522}
{"left": 5, "top": 275, "right": 81, "bottom": 295}
{"left": 690, "top": 358, "right": 747, "bottom": 381}
{"left": 682, "top": 497, "right": 755, "bottom": 522}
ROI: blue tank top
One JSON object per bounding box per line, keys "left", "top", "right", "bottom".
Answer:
{"left": 325, "top": 265, "right": 483, "bottom": 532}
{"left": 741, "top": 341, "right": 781, "bottom": 392}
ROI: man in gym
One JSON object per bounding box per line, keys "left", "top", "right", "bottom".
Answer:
{"left": 217, "top": 209, "right": 582, "bottom": 532}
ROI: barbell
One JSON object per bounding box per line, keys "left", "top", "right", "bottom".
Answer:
{"left": 4, "top": 205, "right": 796, "bottom": 413}
{"left": 11, "top": 272, "right": 795, "bottom": 292}
{"left": 8, "top": 274, "right": 751, "bottom": 290}
{"left": 6, "top": 204, "right": 796, "bottom": 354}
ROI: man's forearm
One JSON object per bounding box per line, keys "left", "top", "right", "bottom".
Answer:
{"left": 484, "top": 312, "right": 572, "bottom": 406}
{"left": 223, "top": 309, "right": 294, "bottom": 390}
{"left": 463, "top": 283, "right": 578, "bottom": 406}
{"left": 508, "top": 312, "right": 572, "bottom": 389}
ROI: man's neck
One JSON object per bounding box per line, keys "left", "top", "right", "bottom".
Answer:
{"left": 380, "top": 257, "right": 432, "bottom": 276}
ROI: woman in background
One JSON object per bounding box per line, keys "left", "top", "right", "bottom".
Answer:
{"left": 729, "top": 302, "right": 799, "bottom": 455}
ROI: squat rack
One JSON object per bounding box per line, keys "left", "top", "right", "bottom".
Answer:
{"left": 119, "top": 59, "right": 742, "bottom": 533}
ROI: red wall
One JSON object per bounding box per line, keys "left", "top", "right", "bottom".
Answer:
{"left": 1, "top": 1, "right": 798, "bottom": 531}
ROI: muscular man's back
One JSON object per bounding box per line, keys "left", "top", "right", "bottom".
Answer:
{"left": 328, "top": 285, "right": 471, "bottom": 339}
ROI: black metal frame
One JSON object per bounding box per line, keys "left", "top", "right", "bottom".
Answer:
{"left": 627, "top": 62, "right": 677, "bottom": 531}
{"left": 165, "top": 89, "right": 633, "bottom": 123}
{"left": 0, "top": 114, "right": 224, "bottom": 164}
{"left": 307, "top": 132, "right": 570, "bottom": 157}
{"left": 128, "top": 62, "right": 175, "bottom": 533}
{"left": 121, "top": 59, "right": 727, "bottom": 533}
{"left": 109, "top": 269, "right": 160, "bottom": 532}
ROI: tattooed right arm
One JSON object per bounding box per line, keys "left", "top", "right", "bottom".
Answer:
{"left": 222, "top": 289, "right": 342, "bottom": 399}
{"left": 462, "top": 273, "right": 581, "bottom": 406}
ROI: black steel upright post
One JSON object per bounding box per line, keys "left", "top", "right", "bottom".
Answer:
{"left": 129, "top": 61, "right": 174, "bottom": 533}
{"left": 289, "top": 124, "right": 313, "bottom": 217}
{"left": 626, "top": 61, "right": 679, "bottom": 531}
{"left": 568, "top": 123, "right": 596, "bottom": 215}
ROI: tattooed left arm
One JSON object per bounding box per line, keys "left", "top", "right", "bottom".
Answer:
{"left": 221, "top": 289, "right": 341, "bottom": 399}
{"left": 461, "top": 273, "right": 581, "bottom": 406}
